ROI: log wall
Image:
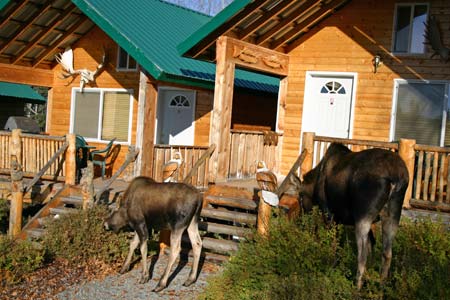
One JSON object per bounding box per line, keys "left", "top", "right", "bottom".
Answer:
{"left": 281, "top": 0, "right": 450, "bottom": 174}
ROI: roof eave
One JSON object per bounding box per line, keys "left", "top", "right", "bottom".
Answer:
{"left": 71, "top": 0, "right": 164, "bottom": 80}
{"left": 177, "top": 0, "right": 251, "bottom": 57}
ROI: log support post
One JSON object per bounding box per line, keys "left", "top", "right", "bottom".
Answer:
{"left": 65, "top": 133, "right": 76, "bottom": 185}
{"left": 257, "top": 192, "right": 271, "bottom": 236}
{"left": 80, "top": 160, "right": 94, "bottom": 210}
{"left": 301, "top": 132, "right": 315, "bottom": 177}
{"left": 9, "top": 129, "right": 23, "bottom": 237}
{"left": 398, "top": 138, "right": 416, "bottom": 208}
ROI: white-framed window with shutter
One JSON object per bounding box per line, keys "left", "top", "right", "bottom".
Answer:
{"left": 391, "top": 79, "right": 450, "bottom": 146}
{"left": 70, "top": 88, "right": 134, "bottom": 144}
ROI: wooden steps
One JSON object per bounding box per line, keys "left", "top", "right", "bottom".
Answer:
{"left": 19, "top": 185, "right": 84, "bottom": 240}
{"left": 199, "top": 184, "right": 258, "bottom": 255}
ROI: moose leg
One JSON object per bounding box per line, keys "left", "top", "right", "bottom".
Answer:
{"left": 154, "top": 228, "right": 183, "bottom": 292}
{"left": 380, "top": 210, "right": 401, "bottom": 280}
{"left": 355, "top": 220, "right": 372, "bottom": 290}
{"left": 120, "top": 232, "right": 139, "bottom": 274}
{"left": 184, "top": 217, "right": 203, "bottom": 287}
{"left": 135, "top": 223, "right": 150, "bottom": 284}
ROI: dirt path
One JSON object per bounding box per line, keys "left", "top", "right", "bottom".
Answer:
{"left": 56, "top": 254, "right": 222, "bottom": 300}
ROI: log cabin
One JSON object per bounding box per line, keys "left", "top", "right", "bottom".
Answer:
{"left": 179, "top": 0, "right": 450, "bottom": 180}
{"left": 0, "top": 0, "right": 279, "bottom": 180}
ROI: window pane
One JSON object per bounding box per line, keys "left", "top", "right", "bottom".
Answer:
{"left": 410, "top": 5, "right": 427, "bottom": 53}
{"left": 394, "top": 83, "right": 445, "bottom": 146}
{"left": 101, "top": 92, "right": 130, "bottom": 142}
{"left": 73, "top": 91, "right": 100, "bottom": 139}
{"left": 118, "top": 47, "right": 128, "bottom": 69}
{"left": 128, "top": 55, "right": 137, "bottom": 69}
{"left": 394, "top": 6, "right": 411, "bottom": 53}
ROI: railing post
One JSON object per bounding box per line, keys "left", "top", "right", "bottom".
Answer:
{"left": 65, "top": 133, "right": 76, "bottom": 185}
{"left": 398, "top": 138, "right": 416, "bottom": 209}
{"left": 301, "top": 132, "right": 315, "bottom": 176}
{"left": 9, "top": 129, "right": 23, "bottom": 237}
{"left": 81, "top": 160, "right": 94, "bottom": 210}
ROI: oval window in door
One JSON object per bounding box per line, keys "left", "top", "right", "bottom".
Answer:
{"left": 169, "top": 95, "right": 190, "bottom": 107}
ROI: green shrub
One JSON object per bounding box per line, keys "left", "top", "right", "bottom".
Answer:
{"left": 42, "top": 205, "right": 130, "bottom": 263}
{"left": 200, "top": 208, "right": 354, "bottom": 300}
{"left": 199, "top": 209, "right": 450, "bottom": 300}
{"left": 0, "top": 235, "right": 46, "bottom": 284}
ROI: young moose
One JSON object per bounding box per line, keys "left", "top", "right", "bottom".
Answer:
{"left": 289, "top": 143, "right": 409, "bottom": 289}
{"left": 104, "top": 176, "right": 203, "bottom": 292}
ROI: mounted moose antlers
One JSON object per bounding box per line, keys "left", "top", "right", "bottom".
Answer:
{"left": 424, "top": 15, "right": 449, "bottom": 62}
{"left": 55, "top": 47, "right": 107, "bottom": 92}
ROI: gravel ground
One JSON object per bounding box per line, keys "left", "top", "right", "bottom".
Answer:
{"left": 56, "top": 253, "right": 222, "bottom": 300}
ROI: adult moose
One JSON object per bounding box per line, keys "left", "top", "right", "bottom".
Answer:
{"left": 104, "top": 176, "right": 203, "bottom": 292}
{"left": 292, "top": 143, "right": 409, "bottom": 289}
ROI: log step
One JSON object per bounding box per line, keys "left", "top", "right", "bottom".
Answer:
{"left": 204, "top": 194, "right": 257, "bottom": 211}
{"left": 201, "top": 207, "right": 257, "bottom": 225}
{"left": 26, "top": 228, "right": 45, "bottom": 239}
{"left": 199, "top": 221, "right": 252, "bottom": 238}
{"left": 202, "top": 237, "right": 239, "bottom": 254}
{"left": 49, "top": 206, "right": 78, "bottom": 216}
{"left": 60, "top": 196, "right": 83, "bottom": 206}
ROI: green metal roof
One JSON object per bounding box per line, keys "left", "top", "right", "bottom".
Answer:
{"left": 72, "top": 0, "right": 279, "bottom": 92}
{"left": 0, "top": 82, "right": 46, "bottom": 102}
{"left": 177, "top": 0, "right": 251, "bottom": 57}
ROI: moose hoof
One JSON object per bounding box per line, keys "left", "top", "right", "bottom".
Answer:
{"left": 139, "top": 274, "right": 149, "bottom": 284}
{"left": 153, "top": 284, "right": 166, "bottom": 293}
{"left": 119, "top": 267, "right": 128, "bottom": 274}
{"left": 183, "top": 278, "right": 196, "bottom": 287}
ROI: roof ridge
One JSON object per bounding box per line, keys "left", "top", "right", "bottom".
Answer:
{"left": 157, "top": 0, "right": 213, "bottom": 18}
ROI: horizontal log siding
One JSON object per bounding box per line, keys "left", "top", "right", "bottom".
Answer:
{"left": 281, "top": 0, "right": 450, "bottom": 174}
{"left": 0, "top": 131, "right": 66, "bottom": 177}
{"left": 48, "top": 27, "right": 140, "bottom": 175}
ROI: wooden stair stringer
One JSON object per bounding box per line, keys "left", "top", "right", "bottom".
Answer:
{"left": 18, "top": 184, "right": 76, "bottom": 240}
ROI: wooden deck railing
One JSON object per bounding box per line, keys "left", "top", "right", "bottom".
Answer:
{"left": 228, "top": 129, "right": 281, "bottom": 179}
{"left": 152, "top": 144, "right": 212, "bottom": 189}
{"left": 301, "top": 132, "right": 450, "bottom": 212}
{"left": 0, "top": 130, "right": 67, "bottom": 179}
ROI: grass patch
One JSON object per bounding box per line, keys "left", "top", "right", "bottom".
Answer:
{"left": 199, "top": 209, "right": 450, "bottom": 300}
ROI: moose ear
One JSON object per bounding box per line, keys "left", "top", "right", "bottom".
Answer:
{"left": 116, "top": 194, "right": 123, "bottom": 208}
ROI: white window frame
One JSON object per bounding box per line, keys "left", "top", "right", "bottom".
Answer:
{"left": 70, "top": 87, "right": 134, "bottom": 144}
{"left": 391, "top": 3, "right": 429, "bottom": 55}
{"left": 390, "top": 79, "right": 450, "bottom": 146}
{"left": 116, "top": 46, "right": 138, "bottom": 72}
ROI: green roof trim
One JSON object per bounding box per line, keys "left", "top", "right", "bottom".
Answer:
{"left": 177, "top": 0, "right": 251, "bottom": 56}
{"left": 0, "top": 82, "right": 46, "bottom": 102}
{"left": 0, "top": 0, "right": 11, "bottom": 11}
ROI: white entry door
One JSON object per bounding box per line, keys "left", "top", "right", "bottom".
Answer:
{"left": 302, "top": 73, "right": 355, "bottom": 138}
{"left": 157, "top": 89, "right": 195, "bottom": 145}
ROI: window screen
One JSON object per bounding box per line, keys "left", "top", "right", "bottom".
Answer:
{"left": 73, "top": 91, "right": 100, "bottom": 139}
{"left": 394, "top": 83, "right": 446, "bottom": 145}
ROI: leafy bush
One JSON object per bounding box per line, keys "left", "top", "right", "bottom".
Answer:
{"left": 199, "top": 209, "right": 450, "bottom": 300}
{"left": 42, "top": 205, "right": 130, "bottom": 263}
{"left": 0, "top": 235, "right": 46, "bottom": 284}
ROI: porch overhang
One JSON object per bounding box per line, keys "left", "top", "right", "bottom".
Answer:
{"left": 179, "top": 0, "right": 352, "bottom": 60}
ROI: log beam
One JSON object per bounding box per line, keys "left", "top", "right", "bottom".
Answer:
{"left": 0, "top": 63, "right": 53, "bottom": 87}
